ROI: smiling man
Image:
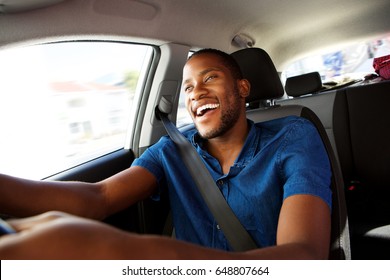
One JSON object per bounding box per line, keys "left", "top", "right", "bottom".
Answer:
{"left": 182, "top": 50, "right": 251, "bottom": 174}
{"left": 0, "top": 49, "right": 332, "bottom": 259}
{"left": 183, "top": 51, "right": 248, "bottom": 138}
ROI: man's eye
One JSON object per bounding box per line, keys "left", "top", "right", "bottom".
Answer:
{"left": 205, "top": 75, "right": 216, "bottom": 82}
{"left": 184, "top": 86, "right": 193, "bottom": 93}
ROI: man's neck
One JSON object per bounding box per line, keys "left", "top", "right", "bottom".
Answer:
{"left": 205, "top": 119, "right": 249, "bottom": 174}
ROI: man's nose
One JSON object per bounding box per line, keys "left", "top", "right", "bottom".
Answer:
{"left": 190, "top": 84, "right": 207, "bottom": 100}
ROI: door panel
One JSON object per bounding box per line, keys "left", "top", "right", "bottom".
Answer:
{"left": 46, "top": 148, "right": 171, "bottom": 235}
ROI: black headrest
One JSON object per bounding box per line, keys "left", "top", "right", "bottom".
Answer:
{"left": 285, "top": 72, "right": 322, "bottom": 97}
{"left": 231, "top": 48, "right": 284, "bottom": 103}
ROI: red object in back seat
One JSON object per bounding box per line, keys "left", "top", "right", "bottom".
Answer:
{"left": 373, "top": 54, "right": 390, "bottom": 80}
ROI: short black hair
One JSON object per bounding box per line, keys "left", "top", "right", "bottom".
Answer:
{"left": 188, "top": 48, "right": 243, "bottom": 80}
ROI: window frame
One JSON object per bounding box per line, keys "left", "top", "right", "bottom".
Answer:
{"left": 0, "top": 40, "right": 156, "bottom": 179}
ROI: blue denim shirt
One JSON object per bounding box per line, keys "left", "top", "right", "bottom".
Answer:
{"left": 132, "top": 116, "right": 332, "bottom": 250}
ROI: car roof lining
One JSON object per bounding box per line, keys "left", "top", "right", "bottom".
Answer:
{"left": 0, "top": 0, "right": 389, "bottom": 71}
{"left": 0, "top": 0, "right": 64, "bottom": 14}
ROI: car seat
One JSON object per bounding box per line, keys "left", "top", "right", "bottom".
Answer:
{"left": 231, "top": 47, "right": 351, "bottom": 259}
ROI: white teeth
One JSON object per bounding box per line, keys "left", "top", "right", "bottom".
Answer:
{"left": 196, "top": 103, "right": 220, "bottom": 116}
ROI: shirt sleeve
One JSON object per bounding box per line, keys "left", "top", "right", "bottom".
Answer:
{"left": 131, "top": 136, "right": 169, "bottom": 186}
{"left": 279, "top": 118, "right": 332, "bottom": 209}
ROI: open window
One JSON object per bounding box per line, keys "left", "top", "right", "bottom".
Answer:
{"left": 0, "top": 41, "right": 153, "bottom": 179}
{"left": 281, "top": 34, "right": 390, "bottom": 88}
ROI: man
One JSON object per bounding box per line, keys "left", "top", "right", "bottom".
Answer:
{"left": 0, "top": 49, "right": 331, "bottom": 259}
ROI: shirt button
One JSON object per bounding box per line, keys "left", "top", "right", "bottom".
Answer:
{"left": 216, "top": 224, "right": 221, "bottom": 230}
{"left": 218, "top": 180, "right": 223, "bottom": 186}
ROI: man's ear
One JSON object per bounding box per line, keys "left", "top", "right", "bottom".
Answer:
{"left": 238, "top": 79, "right": 250, "bottom": 98}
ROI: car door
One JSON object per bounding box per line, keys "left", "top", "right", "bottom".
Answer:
{"left": 0, "top": 40, "right": 189, "bottom": 235}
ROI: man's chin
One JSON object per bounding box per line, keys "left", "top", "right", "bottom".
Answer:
{"left": 196, "top": 125, "right": 220, "bottom": 140}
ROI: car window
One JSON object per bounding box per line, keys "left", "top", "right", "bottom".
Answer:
{"left": 281, "top": 34, "right": 390, "bottom": 85}
{"left": 176, "top": 51, "right": 193, "bottom": 127}
{"left": 0, "top": 42, "right": 153, "bottom": 179}
{"left": 177, "top": 92, "right": 192, "bottom": 127}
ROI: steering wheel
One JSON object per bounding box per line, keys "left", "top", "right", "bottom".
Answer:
{"left": 0, "top": 218, "right": 16, "bottom": 236}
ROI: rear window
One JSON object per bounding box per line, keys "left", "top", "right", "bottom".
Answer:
{"left": 281, "top": 34, "right": 390, "bottom": 85}
{"left": 0, "top": 42, "right": 153, "bottom": 179}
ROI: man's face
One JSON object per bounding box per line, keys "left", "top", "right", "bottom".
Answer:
{"left": 182, "top": 53, "right": 245, "bottom": 139}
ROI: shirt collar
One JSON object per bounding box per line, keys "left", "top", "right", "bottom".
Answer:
{"left": 190, "top": 120, "right": 261, "bottom": 175}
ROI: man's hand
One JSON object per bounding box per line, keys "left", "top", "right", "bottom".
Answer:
{"left": 0, "top": 211, "right": 144, "bottom": 259}
{"left": 0, "top": 195, "right": 331, "bottom": 260}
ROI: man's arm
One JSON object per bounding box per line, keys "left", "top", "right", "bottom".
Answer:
{"left": 251, "top": 194, "right": 331, "bottom": 259}
{"left": 0, "top": 193, "right": 330, "bottom": 259}
{"left": 0, "top": 166, "right": 157, "bottom": 219}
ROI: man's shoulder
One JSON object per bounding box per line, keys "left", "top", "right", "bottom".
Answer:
{"left": 253, "top": 116, "right": 318, "bottom": 145}
{"left": 254, "top": 115, "right": 312, "bottom": 131}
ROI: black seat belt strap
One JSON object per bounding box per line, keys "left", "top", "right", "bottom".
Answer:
{"left": 156, "top": 104, "right": 258, "bottom": 251}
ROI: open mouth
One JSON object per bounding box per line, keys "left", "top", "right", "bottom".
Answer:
{"left": 196, "top": 103, "right": 220, "bottom": 117}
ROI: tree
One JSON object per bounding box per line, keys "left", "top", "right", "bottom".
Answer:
{"left": 123, "top": 70, "right": 140, "bottom": 93}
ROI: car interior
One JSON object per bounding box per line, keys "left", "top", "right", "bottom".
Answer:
{"left": 1, "top": 0, "right": 390, "bottom": 260}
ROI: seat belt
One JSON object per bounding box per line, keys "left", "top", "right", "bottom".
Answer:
{"left": 156, "top": 99, "right": 258, "bottom": 251}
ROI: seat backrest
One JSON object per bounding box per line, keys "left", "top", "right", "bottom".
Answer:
{"left": 277, "top": 90, "right": 339, "bottom": 156}
{"left": 231, "top": 47, "right": 351, "bottom": 259}
{"left": 332, "top": 81, "right": 390, "bottom": 258}
{"left": 334, "top": 81, "right": 390, "bottom": 189}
